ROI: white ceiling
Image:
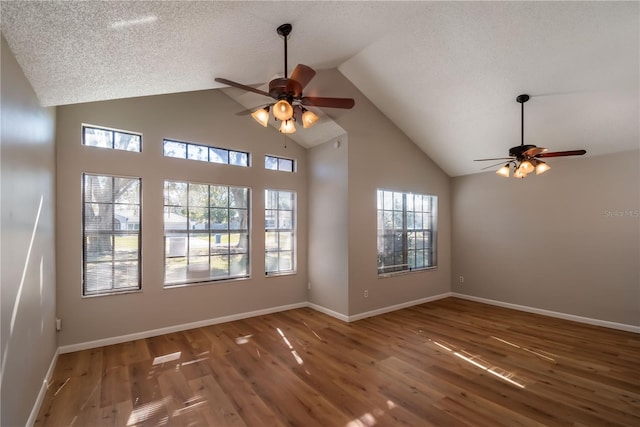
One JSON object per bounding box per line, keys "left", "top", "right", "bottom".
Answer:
{"left": 1, "top": 1, "right": 638, "bottom": 176}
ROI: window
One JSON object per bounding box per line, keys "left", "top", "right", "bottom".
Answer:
{"left": 265, "top": 189, "right": 296, "bottom": 275}
{"left": 82, "top": 174, "right": 141, "bottom": 296}
{"left": 265, "top": 155, "right": 295, "bottom": 172}
{"left": 377, "top": 189, "right": 437, "bottom": 275}
{"left": 164, "top": 181, "right": 250, "bottom": 285}
{"left": 163, "top": 139, "right": 249, "bottom": 167}
{"left": 83, "top": 125, "right": 141, "bottom": 152}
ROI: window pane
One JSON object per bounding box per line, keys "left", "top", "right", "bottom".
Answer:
{"left": 187, "top": 144, "right": 209, "bottom": 161}
{"left": 278, "top": 158, "right": 293, "bottom": 172}
{"left": 114, "top": 132, "right": 141, "bottom": 151}
{"left": 210, "top": 148, "right": 229, "bottom": 164}
{"left": 229, "top": 209, "right": 247, "bottom": 230}
{"left": 164, "top": 140, "right": 187, "bottom": 158}
{"left": 230, "top": 151, "right": 248, "bottom": 166}
{"left": 210, "top": 208, "right": 228, "bottom": 229}
{"left": 84, "top": 127, "right": 113, "bottom": 148}
{"left": 265, "top": 156, "right": 278, "bottom": 170}
{"left": 188, "top": 184, "right": 209, "bottom": 207}
{"left": 229, "top": 187, "right": 247, "bottom": 208}
{"left": 230, "top": 254, "right": 248, "bottom": 276}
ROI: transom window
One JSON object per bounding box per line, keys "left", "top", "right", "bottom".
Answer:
{"left": 82, "top": 174, "right": 141, "bottom": 296}
{"left": 265, "top": 155, "right": 295, "bottom": 172}
{"left": 164, "top": 180, "right": 250, "bottom": 285}
{"left": 265, "top": 189, "right": 296, "bottom": 275}
{"left": 377, "top": 189, "right": 437, "bottom": 275}
{"left": 83, "top": 125, "right": 141, "bottom": 152}
{"left": 163, "top": 139, "right": 249, "bottom": 167}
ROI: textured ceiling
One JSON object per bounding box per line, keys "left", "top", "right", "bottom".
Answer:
{"left": 1, "top": 1, "right": 638, "bottom": 176}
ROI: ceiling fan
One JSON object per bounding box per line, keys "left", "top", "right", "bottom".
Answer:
{"left": 215, "top": 23, "right": 355, "bottom": 133}
{"left": 475, "top": 94, "right": 586, "bottom": 178}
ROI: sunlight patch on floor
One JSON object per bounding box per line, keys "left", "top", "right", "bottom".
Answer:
{"left": 491, "top": 336, "right": 556, "bottom": 362}
{"left": 428, "top": 339, "right": 526, "bottom": 389}
{"left": 277, "top": 327, "right": 304, "bottom": 365}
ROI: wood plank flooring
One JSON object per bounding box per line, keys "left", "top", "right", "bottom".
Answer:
{"left": 35, "top": 298, "right": 640, "bottom": 426}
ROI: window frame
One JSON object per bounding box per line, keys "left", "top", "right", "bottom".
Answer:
{"left": 82, "top": 173, "right": 142, "bottom": 297}
{"left": 163, "top": 180, "right": 251, "bottom": 287}
{"left": 163, "top": 139, "right": 250, "bottom": 167}
{"left": 265, "top": 155, "right": 296, "bottom": 173}
{"left": 82, "top": 124, "right": 142, "bottom": 152}
{"left": 265, "top": 188, "right": 297, "bottom": 276}
{"left": 376, "top": 189, "right": 437, "bottom": 276}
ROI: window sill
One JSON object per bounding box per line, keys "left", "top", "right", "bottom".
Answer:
{"left": 378, "top": 266, "right": 437, "bottom": 279}
{"left": 82, "top": 289, "right": 142, "bottom": 298}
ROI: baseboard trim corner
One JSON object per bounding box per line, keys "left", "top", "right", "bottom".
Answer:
{"left": 348, "top": 292, "right": 452, "bottom": 322}
{"left": 452, "top": 293, "right": 640, "bottom": 333}
{"left": 306, "top": 303, "right": 350, "bottom": 322}
{"left": 27, "top": 347, "right": 60, "bottom": 427}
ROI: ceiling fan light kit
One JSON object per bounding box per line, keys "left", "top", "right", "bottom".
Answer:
{"left": 215, "top": 23, "right": 355, "bottom": 134}
{"left": 475, "top": 94, "right": 586, "bottom": 179}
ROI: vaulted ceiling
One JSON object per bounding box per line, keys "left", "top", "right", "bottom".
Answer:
{"left": 1, "top": 1, "right": 637, "bottom": 176}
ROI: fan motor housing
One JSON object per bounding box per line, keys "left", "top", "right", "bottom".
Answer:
{"left": 269, "top": 78, "right": 302, "bottom": 100}
{"left": 509, "top": 144, "right": 536, "bottom": 158}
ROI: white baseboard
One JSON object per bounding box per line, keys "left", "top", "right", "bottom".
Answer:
{"left": 306, "top": 303, "right": 350, "bottom": 322}
{"left": 27, "top": 347, "right": 60, "bottom": 427}
{"left": 59, "top": 302, "right": 307, "bottom": 354}
{"left": 452, "top": 293, "right": 640, "bottom": 334}
{"left": 348, "top": 292, "right": 452, "bottom": 322}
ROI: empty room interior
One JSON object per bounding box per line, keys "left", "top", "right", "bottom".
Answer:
{"left": 1, "top": 1, "right": 639, "bottom": 426}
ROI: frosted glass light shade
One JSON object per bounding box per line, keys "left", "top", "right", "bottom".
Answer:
{"left": 251, "top": 107, "right": 270, "bottom": 127}
{"left": 535, "top": 161, "right": 551, "bottom": 175}
{"left": 302, "top": 109, "right": 319, "bottom": 128}
{"left": 496, "top": 164, "right": 510, "bottom": 177}
{"left": 520, "top": 160, "right": 534, "bottom": 174}
{"left": 273, "top": 100, "right": 294, "bottom": 121}
{"left": 279, "top": 120, "right": 296, "bottom": 134}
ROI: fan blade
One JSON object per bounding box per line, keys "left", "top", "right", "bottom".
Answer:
{"left": 481, "top": 161, "right": 512, "bottom": 171}
{"left": 301, "top": 96, "right": 355, "bottom": 109}
{"left": 215, "top": 78, "right": 271, "bottom": 98}
{"left": 536, "top": 149, "right": 587, "bottom": 158}
{"left": 289, "top": 64, "right": 316, "bottom": 90}
{"left": 474, "top": 157, "right": 515, "bottom": 162}
{"left": 523, "top": 146, "right": 548, "bottom": 157}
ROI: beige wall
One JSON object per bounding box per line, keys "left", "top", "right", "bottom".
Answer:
{"left": 452, "top": 150, "right": 640, "bottom": 326}
{"left": 308, "top": 69, "right": 452, "bottom": 316}
{"left": 1, "top": 35, "right": 57, "bottom": 427}
{"left": 55, "top": 89, "right": 309, "bottom": 347}
{"left": 308, "top": 135, "right": 349, "bottom": 315}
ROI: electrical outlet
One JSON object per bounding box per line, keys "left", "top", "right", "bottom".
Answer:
{"left": 56, "top": 318, "right": 61, "bottom": 331}
{"left": 307, "top": 282, "right": 311, "bottom": 290}
{"left": 364, "top": 290, "right": 369, "bottom": 298}
{"left": 459, "top": 276, "right": 464, "bottom": 284}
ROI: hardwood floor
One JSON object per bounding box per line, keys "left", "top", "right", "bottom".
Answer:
{"left": 36, "top": 298, "right": 640, "bottom": 426}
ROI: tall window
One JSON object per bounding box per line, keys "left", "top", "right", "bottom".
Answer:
{"left": 164, "top": 181, "right": 250, "bottom": 285}
{"left": 265, "top": 189, "right": 296, "bottom": 275}
{"left": 83, "top": 125, "right": 141, "bottom": 152}
{"left": 82, "top": 174, "right": 141, "bottom": 296}
{"left": 163, "top": 139, "right": 249, "bottom": 167}
{"left": 377, "top": 189, "right": 437, "bottom": 275}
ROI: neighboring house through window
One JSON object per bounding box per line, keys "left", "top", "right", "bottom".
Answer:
{"left": 164, "top": 180, "right": 250, "bottom": 285}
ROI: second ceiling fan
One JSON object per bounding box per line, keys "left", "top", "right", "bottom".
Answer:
{"left": 475, "top": 94, "right": 586, "bottom": 178}
{"left": 215, "top": 23, "right": 355, "bottom": 133}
